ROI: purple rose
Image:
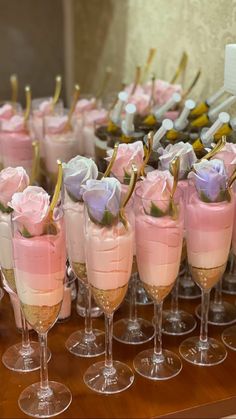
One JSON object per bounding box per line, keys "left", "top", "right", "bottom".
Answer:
{"left": 158, "top": 142, "right": 197, "bottom": 180}
{"left": 63, "top": 156, "right": 98, "bottom": 202}
{"left": 83, "top": 178, "right": 121, "bottom": 225}
{"left": 188, "top": 159, "right": 228, "bottom": 202}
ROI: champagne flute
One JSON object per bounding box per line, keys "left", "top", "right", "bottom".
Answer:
{"left": 13, "top": 201, "right": 72, "bottom": 417}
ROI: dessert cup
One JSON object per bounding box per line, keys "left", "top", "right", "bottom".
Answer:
{"left": 179, "top": 188, "right": 234, "bottom": 366}
{"left": 0, "top": 212, "right": 43, "bottom": 372}
{"left": 178, "top": 261, "right": 202, "bottom": 299}
{"left": 13, "top": 211, "right": 72, "bottom": 417}
{"left": 113, "top": 179, "right": 154, "bottom": 345}
{"left": 76, "top": 279, "right": 103, "bottom": 318}
{"left": 133, "top": 189, "right": 184, "bottom": 380}
{"left": 83, "top": 207, "right": 134, "bottom": 394}
{"left": 222, "top": 252, "right": 236, "bottom": 294}
{"left": 64, "top": 195, "right": 105, "bottom": 357}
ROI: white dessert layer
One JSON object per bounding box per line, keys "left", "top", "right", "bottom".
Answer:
{"left": 64, "top": 198, "right": 85, "bottom": 264}
{"left": 44, "top": 133, "right": 78, "bottom": 174}
{"left": 187, "top": 228, "right": 232, "bottom": 269}
{"left": 0, "top": 212, "right": 13, "bottom": 269}
{"left": 15, "top": 269, "right": 64, "bottom": 306}
{"left": 138, "top": 262, "right": 179, "bottom": 286}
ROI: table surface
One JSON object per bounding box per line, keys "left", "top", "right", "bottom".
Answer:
{"left": 1, "top": 288, "right": 236, "bottom": 419}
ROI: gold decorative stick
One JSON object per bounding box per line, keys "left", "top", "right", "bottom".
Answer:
{"left": 141, "top": 48, "right": 157, "bottom": 84}
{"left": 102, "top": 143, "right": 119, "bottom": 178}
{"left": 96, "top": 67, "right": 112, "bottom": 100}
{"left": 65, "top": 84, "right": 80, "bottom": 131}
{"left": 182, "top": 69, "right": 201, "bottom": 100}
{"left": 52, "top": 75, "right": 62, "bottom": 106}
{"left": 170, "top": 52, "right": 188, "bottom": 84}
{"left": 49, "top": 160, "right": 63, "bottom": 218}
{"left": 228, "top": 167, "right": 236, "bottom": 188}
{"left": 201, "top": 136, "right": 226, "bottom": 161}
{"left": 108, "top": 81, "right": 127, "bottom": 114}
{"left": 119, "top": 164, "right": 138, "bottom": 228}
{"left": 170, "top": 156, "right": 180, "bottom": 199}
{"left": 140, "top": 131, "right": 154, "bottom": 177}
{"left": 24, "top": 85, "right": 31, "bottom": 125}
{"left": 30, "top": 141, "right": 40, "bottom": 185}
{"left": 10, "top": 74, "right": 18, "bottom": 103}
{"left": 131, "top": 65, "right": 142, "bottom": 95}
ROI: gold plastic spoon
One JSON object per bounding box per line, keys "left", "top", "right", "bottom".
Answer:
{"left": 10, "top": 74, "right": 18, "bottom": 103}
{"left": 141, "top": 48, "right": 157, "bottom": 84}
{"left": 170, "top": 52, "right": 188, "bottom": 84}
{"left": 182, "top": 69, "right": 201, "bottom": 100}
{"left": 119, "top": 164, "right": 138, "bottom": 228}
{"left": 102, "top": 143, "right": 119, "bottom": 178}
{"left": 24, "top": 85, "right": 31, "bottom": 126}
{"left": 131, "top": 65, "right": 142, "bottom": 95}
{"left": 201, "top": 136, "right": 226, "bottom": 161}
{"left": 49, "top": 160, "right": 63, "bottom": 219}
{"left": 96, "top": 67, "right": 112, "bottom": 100}
{"left": 64, "top": 84, "right": 80, "bottom": 131}
{"left": 30, "top": 141, "right": 40, "bottom": 185}
{"left": 140, "top": 131, "right": 154, "bottom": 177}
{"left": 52, "top": 75, "right": 62, "bottom": 106}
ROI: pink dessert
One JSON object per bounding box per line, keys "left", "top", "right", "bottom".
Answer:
{"left": 58, "top": 284, "right": 72, "bottom": 321}
{"left": 143, "top": 79, "right": 182, "bottom": 107}
{"left": 13, "top": 224, "right": 66, "bottom": 309}
{"left": 0, "top": 104, "right": 15, "bottom": 120}
{"left": 86, "top": 221, "right": 134, "bottom": 290}
{"left": 186, "top": 192, "right": 234, "bottom": 268}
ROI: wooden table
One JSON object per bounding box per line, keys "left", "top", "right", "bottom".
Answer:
{"left": 1, "top": 289, "right": 236, "bottom": 418}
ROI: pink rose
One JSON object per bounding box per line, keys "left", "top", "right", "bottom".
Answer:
{"left": 84, "top": 109, "right": 108, "bottom": 126}
{"left": 106, "top": 141, "right": 144, "bottom": 182}
{"left": 10, "top": 186, "right": 50, "bottom": 236}
{"left": 1, "top": 115, "right": 25, "bottom": 132}
{"left": 137, "top": 170, "right": 173, "bottom": 214}
{"left": 0, "top": 104, "right": 14, "bottom": 120}
{"left": 45, "top": 115, "right": 68, "bottom": 134}
{"left": 144, "top": 79, "right": 182, "bottom": 107}
{"left": 214, "top": 142, "right": 236, "bottom": 176}
{"left": 0, "top": 167, "right": 29, "bottom": 210}
{"left": 75, "top": 98, "right": 96, "bottom": 115}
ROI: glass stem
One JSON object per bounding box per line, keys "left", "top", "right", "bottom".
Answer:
{"left": 104, "top": 313, "right": 115, "bottom": 375}
{"left": 38, "top": 333, "right": 52, "bottom": 397}
{"left": 171, "top": 279, "right": 179, "bottom": 315}
{"left": 84, "top": 284, "right": 93, "bottom": 335}
{"left": 213, "top": 279, "right": 222, "bottom": 305}
{"left": 153, "top": 301, "right": 163, "bottom": 361}
{"left": 129, "top": 273, "right": 137, "bottom": 322}
{"left": 19, "top": 308, "right": 33, "bottom": 356}
{"left": 199, "top": 290, "right": 210, "bottom": 349}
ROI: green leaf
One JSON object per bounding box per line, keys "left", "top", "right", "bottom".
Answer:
{"left": 21, "top": 226, "right": 33, "bottom": 238}
{"left": 43, "top": 222, "right": 58, "bottom": 235}
{"left": 149, "top": 202, "right": 166, "bottom": 217}
{"left": 199, "top": 189, "right": 231, "bottom": 203}
{"left": 100, "top": 209, "right": 116, "bottom": 226}
{"left": 199, "top": 191, "right": 212, "bottom": 203}
{"left": 123, "top": 170, "right": 131, "bottom": 185}
{"left": 0, "top": 202, "right": 13, "bottom": 214}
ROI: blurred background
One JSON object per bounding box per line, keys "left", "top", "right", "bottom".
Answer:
{"left": 1, "top": 0, "right": 236, "bottom": 105}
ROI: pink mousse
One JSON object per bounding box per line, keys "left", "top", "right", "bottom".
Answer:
{"left": 186, "top": 192, "right": 234, "bottom": 268}
{"left": 136, "top": 213, "right": 183, "bottom": 286}
{"left": 86, "top": 221, "right": 134, "bottom": 290}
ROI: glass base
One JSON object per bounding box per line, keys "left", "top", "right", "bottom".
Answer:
{"left": 84, "top": 360, "right": 134, "bottom": 394}
{"left": 113, "top": 318, "right": 154, "bottom": 344}
{"left": 18, "top": 381, "right": 72, "bottom": 418}
{"left": 65, "top": 329, "right": 105, "bottom": 357}
{"left": 179, "top": 336, "right": 227, "bottom": 366}
{"left": 222, "top": 274, "right": 236, "bottom": 295}
{"left": 178, "top": 278, "right": 201, "bottom": 300}
{"left": 133, "top": 348, "right": 182, "bottom": 380}
{"left": 125, "top": 281, "right": 153, "bottom": 305}
{"left": 195, "top": 301, "right": 236, "bottom": 326}
{"left": 222, "top": 326, "right": 236, "bottom": 351}
{"left": 2, "top": 341, "right": 51, "bottom": 372}
{"left": 162, "top": 310, "right": 197, "bottom": 336}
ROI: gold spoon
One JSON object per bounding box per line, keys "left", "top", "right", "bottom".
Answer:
{"left": 169, "top": 156, "right": 180, "bottom": 218}
{"left": 140, "top": 131, "right": 154, "bottom": 177}
{"left": 10, "top": 74, "right": 18, "bottom": 103}
{"left": 52, "top": 75, "right": 62, "bottom": 107}
{"left": 49, "top": 159, "right": 63, "bottom": 220}
{"left": 182, "top": 69, "right": 201, "bottom": 100}
{"left": 201, "top": 136, "right": 226, "bottom": 161}
{"left": 170, "top": 52, "right": 188, "bottom": 85}
{"left": 131, "top": 65, "right": 142, "bottom": 95}
{"left": 24, "top": 85, "right": 31, "bottom": 126}
{"left": 102, "top": 143, "right": 119, "bottom": 178}
{"left": 119, "top": 164, "right": 138, "bottom": 228}
{"left": 141, "top": 48, "right": 157, "bottom": 84}
{"left": 30, "top": 141, "right": 40, "bottom": 185}
{"left": 64, "top": 84, "right": 80, "bottom": 131}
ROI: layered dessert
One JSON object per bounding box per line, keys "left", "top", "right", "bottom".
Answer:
{"left": 13, "top": 221, "right": 65, "bottom": 333}
{"left": 187, "top": 192, "right": 234, "bottom": 290}
{"left": 0, "top": 115, "right": 33, "bottom": 175}
{"left": 0, "top": 212, "right": 16, "bottom": 292}
{"left": 86, "top": 221, "right": 134, "bottom": 314}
